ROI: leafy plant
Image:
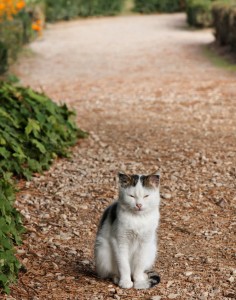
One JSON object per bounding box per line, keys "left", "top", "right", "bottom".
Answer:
{"left": 0, "top": 81, "right": 87, "bottom": 179}
{"left": 0, "top": 174, "right": 25, "bottom": 294}
{"left": 0, "top": 81, "right": 87, "bottom": 293}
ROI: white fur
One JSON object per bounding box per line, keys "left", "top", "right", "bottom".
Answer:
{"left": 95, "top": 176, "right": 160, "bottom": 289}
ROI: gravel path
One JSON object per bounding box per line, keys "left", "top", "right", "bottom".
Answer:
{"left": 9, "top": 13, "right": 236, "bottom": 300}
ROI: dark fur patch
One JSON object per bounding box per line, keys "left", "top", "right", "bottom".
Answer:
{"left": 110, "top": 202, "right": 118, "bottom": 224}
{"left": 146, "top": 270, "right": 161, "bottom": 287}
{"left": 140, "top": 174, "right": 160, "bottom": 188}
{"left": 130, "top": 175, "right": 139, "bottom": 186}
{"left": 99, "top": 206, "right": 110, "bottom": 229}
{"left": 99, "top": 202, "right": 118, "bottom": 229}
{"left": 119, "top": 173, "right": 139, "bottom": 188}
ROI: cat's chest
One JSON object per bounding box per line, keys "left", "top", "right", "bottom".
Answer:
{"left": 116, "top": 213, "right": 157, "bottom": 240}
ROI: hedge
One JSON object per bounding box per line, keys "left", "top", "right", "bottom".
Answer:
{"left": 212, "top": 1, "right": 236, "bottom": 51}
{"left": 0, "top": 81, "right": 87, "bottom": 293}
{"left": 45, "top": 0, "right": 125, "bottom": 22}
{"left": 133, "top": 0, "right": 185, "bottom": 13}
{"left": 186, "top": 0, "right": 213, "bottom": 27}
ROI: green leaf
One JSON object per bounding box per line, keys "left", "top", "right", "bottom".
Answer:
{"left": 25, "top": 118, "right": 41, "bottom": 136}
{"left": 31, "top": 139, "right": 46, "bottom": 154}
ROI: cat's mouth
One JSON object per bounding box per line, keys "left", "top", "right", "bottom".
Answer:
{"left": 135, "top": 207, "right": 144, "bottom": 212}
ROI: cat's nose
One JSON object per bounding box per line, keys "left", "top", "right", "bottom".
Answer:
{"left": 136, "top": 203, "right": 142, "bottom": 209}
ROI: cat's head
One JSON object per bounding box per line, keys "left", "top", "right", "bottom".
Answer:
{"left": 118, "top": 171, "right": 160, "bottom": 214}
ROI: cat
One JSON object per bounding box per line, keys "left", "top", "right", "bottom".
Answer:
{"left": 94, "top": 171, "right": 161, "bottom": 289}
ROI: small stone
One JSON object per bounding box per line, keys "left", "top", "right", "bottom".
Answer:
{"left": 228, "top": 276, "right": 234, "bottom": 283}
{"left": 150, "top": 296, "right": 162, "bottom": 300}
{"left": 81, "top": 204, "right": 88, "bottom": 209}
{"left": 108, "top": 288, "right": 116, "bottom": 293}
{"left": 206, "top": 257, "right": 213, "bottom": 263}
{"left": 168, "top": 294, "right": 179, "bottom": 299}
{"left": 17, "top": 249, "right": 26, "bottom": 254}
{"left": 185, "top": 271, "right": 193, "bottom": 276}
{"left": 175, "top": 253, "right": 184, "bottom": 258}
{"left": 167, "top": 281, "right": 174, "bottom": 288}
{"left": 162, "top": 193, "right": 172, "bottom": 199}
{"left": 82, "top": 260, "right": 90, "bottom": 265}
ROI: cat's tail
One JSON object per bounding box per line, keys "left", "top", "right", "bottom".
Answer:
{"left": 146, "top": 270, "right": 161, "bottom": 288}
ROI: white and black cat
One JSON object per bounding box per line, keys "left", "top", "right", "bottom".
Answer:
{"left": 94, "top": 171, "right": 161, "bottom": 289}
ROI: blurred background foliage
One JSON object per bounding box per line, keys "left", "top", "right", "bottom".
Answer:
{"left": 1, "top": 0, "right": 236, "bottom": 75}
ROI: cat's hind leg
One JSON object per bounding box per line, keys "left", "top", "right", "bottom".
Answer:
{"left": 95, "top": 237, "right": 117, "bottom": 280}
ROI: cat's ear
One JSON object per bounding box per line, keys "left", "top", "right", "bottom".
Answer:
{"left": 146, "top": 171, "right": 160, "bottom": 188}
{"left": 118, "top": 173, "right": 131, "bottom": 188}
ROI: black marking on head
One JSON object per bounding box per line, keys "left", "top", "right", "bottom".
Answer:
{"left": 130, "top": 175, "right": 139, "bottom": 186}
{"left": 140, "top": 174, "right": 160, "bottom": 188}
{"left": 140, "top": 175, "right": 146, "bottom": 186}
{"left": 110, "top": 202, "right": 118, "bottom": 224}
{"left": 119, "top": 173, "right": 139, "bottom": 188}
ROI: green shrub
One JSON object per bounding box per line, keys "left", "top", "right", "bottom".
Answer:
{"left": 0, "top": 82, "right": 87, "bottom": 179}
{"left": 0, "top": 20, "right": 24, "bottom": 74}
{"left": 45, "top": 0, "right": 125, "bottom": 22}
{"left": 186, "top": 0, "right": 213, "bottom": 27}
{"left": 0, "top": 82, "right": 87, "bottom": 293}
{"left": 0, "top": 174, "right": 25, "bottom": 294}
{"left": 212, "top": 1, "right": 236, "bottom": 51}
{"left": 133, "top": 0, "right": 185, "bottom": 13}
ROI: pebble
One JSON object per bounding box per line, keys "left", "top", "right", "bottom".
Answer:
{"left": 81, "top": 204, "right": 88, "bottom": 209}
{"left": 168, "top": 294, "right": 179, "bottom": 299}
{"left": 82, "top": 260, "right": 90, "bottom": 265}
{"left": 206, "top": 257, "right": 213, "bottom": 264}
{"left": 17, "top": 249, "right": 26, "bottom": 254}
{"left": 185, "top": 271, "right": 193, "bottom": 276}
{"left": 227, "top": 276, "right": 234, "bottom": 283}
{"left": 167, "top": 281, "right": 174, "bottom": 288}
{"left": 150, "top": 296, "right": 162, "bottom": 300}
{"left": 162, "top": 193, "right": 172, "bottom": 199}
{"left": 175, "top": 253, "right": 184, "bottom": 258}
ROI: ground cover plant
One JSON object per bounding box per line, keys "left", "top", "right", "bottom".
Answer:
{"left": 0, "top": 81, "right": 87, "bottom": 294}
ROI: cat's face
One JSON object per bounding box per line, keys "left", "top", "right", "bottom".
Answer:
{"left": 118, "top": 172, "right": 160, "bottom": 214}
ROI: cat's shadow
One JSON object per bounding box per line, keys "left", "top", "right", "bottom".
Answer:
{"left": 74, "top": 257, "right": 107, "bottom": 283}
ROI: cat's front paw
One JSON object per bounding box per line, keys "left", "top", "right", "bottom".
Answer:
{"left": 134, "top": 280, "right": 150, "bottom": 289}
{"left": 119, "top": 279, "right": 133, "bottom": 289}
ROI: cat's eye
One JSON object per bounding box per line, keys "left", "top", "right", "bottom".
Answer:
{"left": 144, "top": 195, "right": 149, "bottom": 198}
{"left": 129, "top": 194, "right": 135, "bottom": 198}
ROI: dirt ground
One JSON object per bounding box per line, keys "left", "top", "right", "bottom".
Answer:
{"left": 5, "top": 13, "right": 236, "bottom": 300}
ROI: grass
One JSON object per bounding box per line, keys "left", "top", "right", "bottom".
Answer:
{"left": 203, "top": 44, "right": 236, "bottom": 72}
